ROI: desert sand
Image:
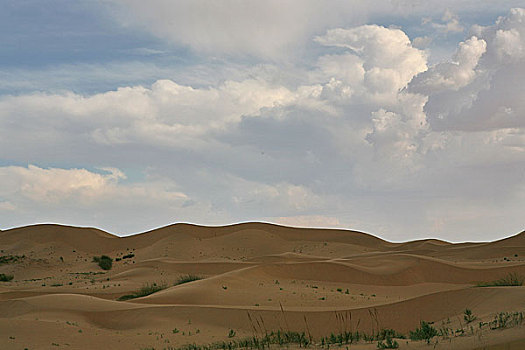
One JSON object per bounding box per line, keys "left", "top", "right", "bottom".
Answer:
{"left": 0, "top": 223, "right": 524, "bottom": 350}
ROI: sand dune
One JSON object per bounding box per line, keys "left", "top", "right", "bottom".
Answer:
{"left": 1, "top": 223, "right": 524, "bottom": 349}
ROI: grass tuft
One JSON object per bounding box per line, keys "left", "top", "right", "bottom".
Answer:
{"left": 175, "top": 274, "right": 202, "bottom": 286}
{"left": 409, "top": 321, "right": 437, "bottom": 344}
{"left": 477, "top": 273, "right": 524, "bottom": 287}
{"left": 117, "top": 282, "right": 167, "bottom": 301}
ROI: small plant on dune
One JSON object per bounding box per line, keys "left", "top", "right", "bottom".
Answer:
{"left": 0, "top": 255, "right": 25, "bottom": 265}
{"left": 477, "top": 273, "right": 524, "bottom": 287}
{"left": 92, "top": 255, "right": 113, "bottom": 270}
{"left": 409, "top": 321, "right": 438, "bottom": 344}
{"left": 175, "top": 274, "right": 202, "bottom": 286}
{"left": 463, "top": 309, "right": 476, "bottom": 324}
{"left": 0, "top": 273, "right": 14, "bottom": 282}
{"left": 117, "top": 282, "right": 167, "bottom": 301}
{"left": 171, "top": 330, "right": 310, "bottom": 350}
{"left": 228, "top": 329, "right": 236, "bottom": 338}
{"left": 377, "top": 329, "right": 404, "bottom": 340}
{"left": 377, "top": 335, "right": 399, "bottom": 349}
{"left": 489, "top": 311, "right": 524, "bottom": 330}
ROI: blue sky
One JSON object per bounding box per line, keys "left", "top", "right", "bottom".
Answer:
{"left": 0, "top": 1, "right": 524, "bottom": 241}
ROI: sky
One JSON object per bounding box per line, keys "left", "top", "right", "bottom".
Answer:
{"left": 0, "top": 1, "right": 524, "bottom": 242}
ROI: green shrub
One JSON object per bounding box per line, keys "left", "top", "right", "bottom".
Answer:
{"left": 0, "top": 255, "right": 25, "bottom": 265}
{"left": 0, "top": 273, "right": 14, "bottom": 282}
{"left": 117, "top": 282, "right": 167, "bottom": 301}
{"left": 93, "top": 255, "right": 113, "bottom": 270}
{"left": 175, "top": 274, "right": 202, "bottom": 286}
{"left": 377, "top": 329, "right": 404, "bottom": 340}
{"left": 464, "top": 309, "right": 476, "bottom": 324}
{"left": 489, "top": 311, "right": 525, "bottom": 329}
{"left": 409, "top": 321, "right": 437, "bottom": 344}
{"left": 377, "top": 335, "right": 399, "bottom": 349}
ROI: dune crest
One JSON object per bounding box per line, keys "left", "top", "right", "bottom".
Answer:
{"left": 1, "top": 223, "right": 524, "bottom": 349}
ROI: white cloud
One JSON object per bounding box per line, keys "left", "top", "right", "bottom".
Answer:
{"left": 233, "top": 182, "right": 321, "bottom": 212}
{"left": 409, "top": 36, "right": 486, "bottom": 93}
{"left": 269, "top": 215, "right": 341, "bottom": 228}
{"left": 108, "top": 1, "right": 524, "bottom": 60}
{"left": 109, "top": 0, "right": 382, "bottom": 59}
{"left": 412, "top": 36, "right": 433, "bottom": 49}
{"left": 423, "top": 9, "right": 464, "bottom": 34}
{"left": 315, "top": 25, "right": 427, "bottom": 94}
{"left": 0, "top": 165, "right": 186, "bottom": 205}
{"left": 1, "top": 8, "right": 524, "bottom": 241}
{"left": 0, "top": 79, "right": 296, "bottom": 152}
{"left": 0, "top": 201, "right": 16, "bottom": 211}
{"left": 411, "top": 7, "right": 525, "bottom": 132}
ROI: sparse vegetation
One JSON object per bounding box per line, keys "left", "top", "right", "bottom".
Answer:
{"left": 489, "top": 311, "right": 524, "bottom": 329}
{"left": 175, "top": 274, "right": 202, "bottom": 286}
{"left": 175, "top": 330, "right": 310, "bottom": 350}
{"left": 92, "top": 255, "right": 113, "bottom": 270}
{"left": 0, "top": 255, "right": 25, "bottom": 264}
{"left": 122, "top": 253, "right": 135, "bottom": 259}
{"left": 117, "top": 282, "right": 167, "bottom": 301}
{"left": 463, "top": 309, "right": 476, "bottom": 324}
{"left": 409, "top": 321, "right": 438, "bottom": 344}
{"left": 69, "top": 272, "right": 105, "bottom": 276}
{"left": 228, "top": 329, "right": 236, "bottom": 338}
{"left": 377, "top": 335, "right": 399, "bottom": 349}
{"left": 0, "top": 273, "right": 14, "bottom": 282}
{"left": 377, "top": 329, "right": 404, "bottom": 340}
{"left": 477, "top": 273, "right": 524, "bottom": 287}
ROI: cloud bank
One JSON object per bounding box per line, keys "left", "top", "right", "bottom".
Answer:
{"left": 1, "top": 6, "right": 524, "bottom": 241}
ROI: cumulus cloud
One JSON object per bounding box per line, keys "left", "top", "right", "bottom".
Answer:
{"left": 1, "top": 8, "right": 524, "bottom": 240}
{"left": 0, "top": 79, "right": 295, "bottom": 153}
{"left": 410, "top": 7, "right": 525, "bottom": 132}
{"left": 423, "top": 9, "right": 464, "bottom": 34}
{"left": 108, "top": 1, "right": 524, "bottom": 60}
{"left": 0, "top": 165, "right": 187, "bottom": 205}
{"left": 315, "top": 25, "right": 427, "bottom": 93}
{"left": 0, "top": 165, "right": 215, "bottom": 234}
{"left": 409, "top": 36, "right": 486, "bottom": 93}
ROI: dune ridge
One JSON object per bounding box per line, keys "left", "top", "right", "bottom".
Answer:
{"left": 1, "top": 223, "right": 524, "bottom": 349}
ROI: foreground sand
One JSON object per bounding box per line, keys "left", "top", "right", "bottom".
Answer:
{"left": 0, "top": 223, "right": 524, "bottom": 349}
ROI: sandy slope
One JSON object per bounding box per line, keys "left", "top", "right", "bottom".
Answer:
{"left": 0, "top": 223, "right": 524, "bottom": 350}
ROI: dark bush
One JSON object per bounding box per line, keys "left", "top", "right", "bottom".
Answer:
{"left": 0, "top": 273, "right": 14, "bottom": 282}
{"left": 117, "top": 282, "right": 167, "bottom": 301}
{"left": 409, "top": 321, "right": 437, "bottom": 344}
{"left": 175, "top": 274, "right": 202, "bottom": 286}
{"left": 93, "top": 255, "right": 113, "bottom": 270}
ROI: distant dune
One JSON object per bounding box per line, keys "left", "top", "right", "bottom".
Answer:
{"left": 1, "top": 223, "right": 524, "bottom": 349}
